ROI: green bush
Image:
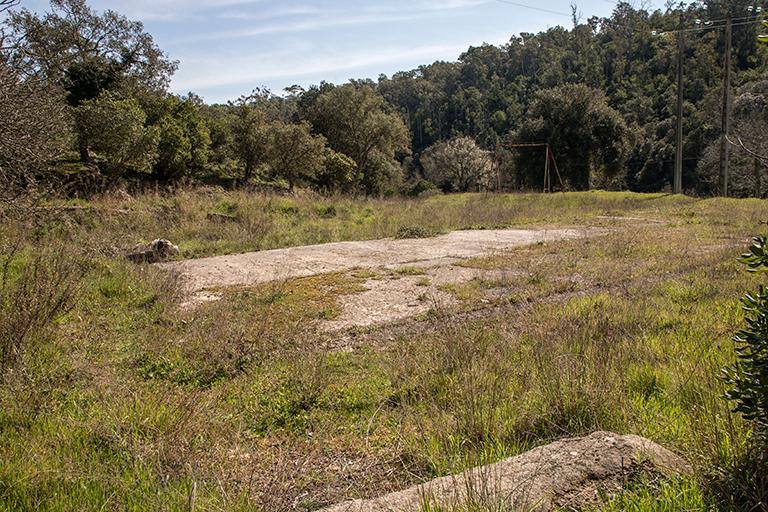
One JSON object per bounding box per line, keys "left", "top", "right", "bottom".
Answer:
{"left": 395, "top": 225, "right": 436, "bottom": 240}
{"left": 723, "top": 236, "right": 768, "bottom": 431}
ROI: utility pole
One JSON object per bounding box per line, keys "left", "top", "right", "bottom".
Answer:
{"left": 673, "top": 7, "right": 685, "bottom": 195}
{"left": 719, "top": 12, "right": 733, "bottom": 197}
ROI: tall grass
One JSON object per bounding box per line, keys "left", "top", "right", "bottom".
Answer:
{"left": 38, "top": 189, "right": 695, "bottom": 260}
{"left": 1, "top": 190, "right": 767, "bottom": 510}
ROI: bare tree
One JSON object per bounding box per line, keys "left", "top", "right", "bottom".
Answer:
{"left": 421, "top": 137, "right": 496, "bottom": 193}
{"left": 1, "top": 0, "right": 68, "bottom": 206}
{"left": 0, "top": 63, "right": 68, "bottom": 205}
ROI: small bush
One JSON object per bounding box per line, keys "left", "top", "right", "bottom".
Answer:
{"left": 316, "top": 205, "right": 337, "bottom": 218}
{"left": 405, "top": 179, "right": 437, "bottom": 197}
{"left": 0, "top": 247, "right": 82, "bottom": 374}
{"left": 711, "top": 236, "right": 768, "bottom": 509}
{"left": 395, "top": 225, "right": 436, "bottom": 240}
{"left": 723, "top": 236, "right": 768, "bottom": 430}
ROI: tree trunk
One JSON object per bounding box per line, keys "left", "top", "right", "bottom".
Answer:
{"left": 79, "top": 140, "right": 91, "bottom": 163}
{"left": 244, "top": 161, "right": 253, "bottom": 185}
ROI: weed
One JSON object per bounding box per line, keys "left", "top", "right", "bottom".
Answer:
{"left": 316, "top": 205, "right": 338, "bottom": 218}
{"left": 396, "top": 226, "right": 436, "bottom": 239}
{"left": 396, "top": 266, "right": 427, "bottom": 276}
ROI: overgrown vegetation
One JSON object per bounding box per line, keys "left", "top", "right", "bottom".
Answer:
{"left": 0, "top": 190, "right": 766, "bottom": 511}
{"left": 725, "top": 235, "right": 768, "bottom": 431}
{"left": 2, "top": 0, "right": 767, "bottom": 197}
{"left": 3, "top": 0, "right": 768, "bottom": 509}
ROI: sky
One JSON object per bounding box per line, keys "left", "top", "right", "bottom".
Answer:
{"left": 19, "top": 0, "right": 665, "bottom": 104}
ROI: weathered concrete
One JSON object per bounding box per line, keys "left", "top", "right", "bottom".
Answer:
{"left": 165, "top": 228, "right": 593, "bottom": 293}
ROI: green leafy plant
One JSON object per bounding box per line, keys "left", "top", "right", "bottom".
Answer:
{"left": 395, "top": 225, "right": 436, "bottom": 240}
{"left": 722, "top": 236, "right": 768, "bottom": 430}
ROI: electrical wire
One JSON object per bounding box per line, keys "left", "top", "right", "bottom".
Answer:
{"left": 491, "top": 0, "right": 767, "bottom": 37}
{"left": 492, "top": 0, "right": 572, "bottom": 18}
{"left": 658, "top": 18, "right": 766, "bottom": 35}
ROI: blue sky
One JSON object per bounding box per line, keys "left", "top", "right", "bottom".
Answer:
{"left": 20, "top": 0, "right": 664, "bottom": 103}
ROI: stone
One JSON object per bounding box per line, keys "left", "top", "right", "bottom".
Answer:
{"left": 127, "top": 239, "right": 179, "bottom": 264}
{"left": 320, "top": 432, "right": 689, "bottom": 512}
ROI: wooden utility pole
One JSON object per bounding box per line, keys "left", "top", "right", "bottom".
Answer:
{"left": 719, "top": 12, "right": 733, "bottom": 197}
{"left": 673, "top": 9, "right": 685, "bottom": 195}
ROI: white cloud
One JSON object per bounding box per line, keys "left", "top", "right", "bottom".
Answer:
{"left": 217, "top": 4, "right": 323, "bottom": 21}
{"left": 176, "top": 11, "right": 424, "bottom": 42}
{"left": 90, "top": 0, "right": 268, "bottom": 21}
{"left": 172, "top": 42, "right": 465, "bottom": 91}
{"left": 108, "top": 0, "right": 494, "bottom": 24}
{"left": 170, "top": 30, "right": 511, "bottom": 94}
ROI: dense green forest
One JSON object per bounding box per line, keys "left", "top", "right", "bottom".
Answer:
{"left": 2, "top": 0, "right": 767, "bottom": 198}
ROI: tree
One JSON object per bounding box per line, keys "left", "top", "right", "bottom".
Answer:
{"left": 314, "top": 149, "right": 358, "bottom": 193}
{"left": 7, "top": 0, "right": 176, "bottom": 90}
{"left": 153, "top": 96, "right": 211, "bottom": 181}
{"left": 7, "top": 0, "right": 177, "bottom": 163}
{"left": 303, "top": 84, "right": 411, "bottom": 195}
{"left": 73, "top": 93, "right": 158, "bottom": 174}
{"left": 230, "top": 94, "right": 270, "bottom": 184}
{"left": 0, "top": 61, "right": 68, "bottom": 203}
{"left": 513, "top": 84, "right": 630, "bottom": 190}
{"left": 1, "top": 0, "right": 68, "bottom": 201}
{"left": 198, "top": 103, "right": 238, "bottom": 178}
{"left": 421, "top": 136, "right": 495, "bottom": 192}
{"left": 266, "top": 122, "right": 326, "bottom": 191}
{"left": 696, "top": 82, "right": 768, "bottom": 198}
{"left": 0, "top": 0, "right": 16, "bottom": 47}
{"left": 729, "top": 81, "right": 768, "bottom": 197}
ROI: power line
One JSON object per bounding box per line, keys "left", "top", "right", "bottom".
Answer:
{"left": 656, "top": 18, "right": 766, "bottom": 35}
{"left": 492, "top": 0, "right": 571, "bottom": 18}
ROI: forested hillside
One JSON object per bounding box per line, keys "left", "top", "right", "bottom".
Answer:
{"left": 2, "top": 0, "right": 767, "bottom": 197}
{"left": 378, "top": 1, "right": 768, "bottom": 195}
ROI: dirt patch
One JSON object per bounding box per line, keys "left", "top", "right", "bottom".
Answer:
{"left": 320, "top": 431, "right": 689, "bottom": 512}
{"left": 165, "top": 228, "right": 597, "bottom": 308}
{"left": 322, "top": 265, "right": 514, "bottom": 331}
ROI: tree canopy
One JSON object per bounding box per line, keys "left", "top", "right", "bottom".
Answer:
{"left": 2, "top": 0, "right": 767, "bottom": 197}
{"left": 302, "top": 83, "right": 411, "bottom": 195}
{"left": 513, "top": 84, "right": 630, "bottom": 190}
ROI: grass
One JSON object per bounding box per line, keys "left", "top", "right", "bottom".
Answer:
{"left": 26, "top": 189, "right": 696, "bottom": 260}
{"left": 591, "top": 477, "right": 710, "bottom": 512}
{"left": 1, "top": 189, "right": 767, "bottom": 511}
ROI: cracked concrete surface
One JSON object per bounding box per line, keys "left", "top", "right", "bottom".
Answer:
{"left": 166, "top": 228, "right": 595, "bottom": 296}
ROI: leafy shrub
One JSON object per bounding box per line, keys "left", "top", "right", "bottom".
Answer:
{"left": 316, "top": 205, "right": 337, "bottom": 218}
{"left": 707, "top": 236, "right": 768, "bottom": 512}
{"left": 723, "top": 236, "right": 768, "bottom": 430}
{"left": 395, "top": 225, "right": 436, "bottom": 240}
{"left": 405, "top": 179, "right": 437, "bottom": 197}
